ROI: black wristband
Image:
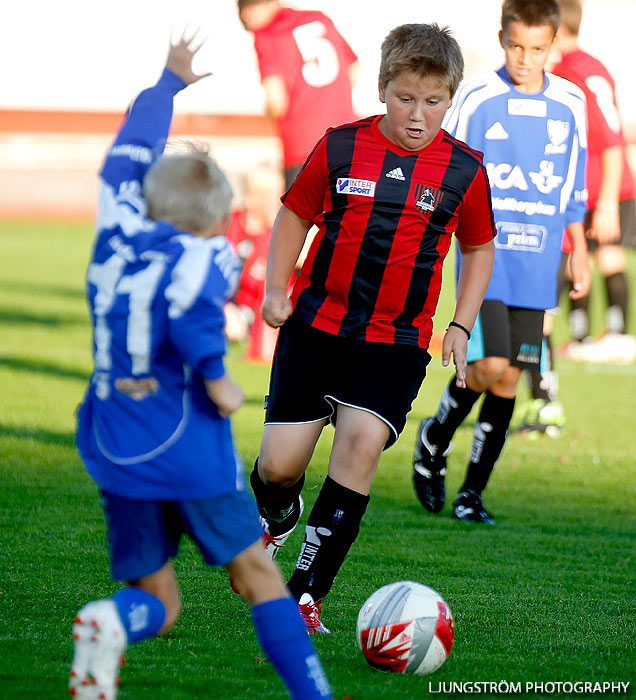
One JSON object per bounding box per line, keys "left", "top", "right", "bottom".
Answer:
{"left": 447, "top": 320, "right": 471, "bottom": 339}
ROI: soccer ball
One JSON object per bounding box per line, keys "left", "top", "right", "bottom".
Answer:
{"left": 356, "top": 581, "right": 454, "bottom": 675}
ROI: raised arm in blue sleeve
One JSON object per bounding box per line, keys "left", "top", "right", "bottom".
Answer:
{"left": 100, "top": 69, "right": 187, "bottom": 191}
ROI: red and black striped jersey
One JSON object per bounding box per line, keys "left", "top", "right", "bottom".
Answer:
{"left": 282, "top": 115, "right": 496, "bottom": 349}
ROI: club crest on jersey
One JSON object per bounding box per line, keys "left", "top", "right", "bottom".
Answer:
{"left": 544, "top": 119, "right": 569, "bottom": 154}
{"left": 336, "top": 178, "right": 376, "bottom": 197}
{"left": 528, "top": 160, "right": 563, "bottom": 195}
{"left": 415, "top": 184, "right": 444, "bottom": 213}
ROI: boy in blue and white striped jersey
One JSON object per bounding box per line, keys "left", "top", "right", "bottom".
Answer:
{"left": 412, "top": 0, "right": 590, "bottom": 524}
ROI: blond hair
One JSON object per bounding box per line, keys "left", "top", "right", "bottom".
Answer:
{"left": 144, "top": 143, "right": 233, "bottom": 233}
{"left": 379, "top": 23, "right": 464, "bottom": 97}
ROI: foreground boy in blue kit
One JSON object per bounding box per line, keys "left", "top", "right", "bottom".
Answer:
{"left": 70, "top": 33, "right": 332, "bottom": 700}
{"left": 412, "top": 0, "right": 590, "bottom": 523}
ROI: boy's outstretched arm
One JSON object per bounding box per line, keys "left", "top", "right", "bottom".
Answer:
{"left": 99, "top": 31, "right": 212, "bottom": 219}
{"left": 262, "top": 205, "right": 313, "bottom": 327}
{"left": 445, "top": 240, "right": 495, "bottom": 388}
{"left": 566, "top": 222, "right": 591, "bottom": 300}
{"left": 165, "top": 29, "right": 212, "bottom": 86}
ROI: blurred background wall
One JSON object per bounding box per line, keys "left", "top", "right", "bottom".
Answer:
{"left": 1, "top": 0, "right": 634, "bottom": 218}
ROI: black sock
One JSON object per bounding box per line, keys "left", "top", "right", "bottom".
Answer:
{"left": 526, "top": 335, "right": 557, "bottom": 402}
{"left": 250, "top": 460, "right": 305, "bottom": 537}
{"left": 427, "top": 378, "right": 482, "bottom": 453}
{"left": 527, "top": 368, "right": 550, "bottom": 401}
{"left": 556, "top": 252, "right": 570, "bottom": 304}
{"left": 460, "top": 392, "right": 515, "bottom": 495}
{"left": 569, "top": 292, "right": 590, "bottom": 341}
{"left": 287, "top": 476, "right": 369, "bottom": 602}
{"left": 605, "top": 272, "right": 629, "bottom": 333}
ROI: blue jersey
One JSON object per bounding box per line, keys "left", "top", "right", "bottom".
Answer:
{"left": 444, "top": 67, "right": 587, "bottom": 310}
{"left": 76, "top": 69, "right": 242, "bottom": 500}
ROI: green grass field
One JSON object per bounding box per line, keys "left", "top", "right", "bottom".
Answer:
{"left": 1, "top": 219, "right": 635, "bottom": 700}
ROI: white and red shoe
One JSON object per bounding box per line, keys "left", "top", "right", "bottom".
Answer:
{"left": 575, "top": 332, "right": 636, "bottom": 365}
{"left": 230, "top": 495, "right": 305, "bottom": 594}
{"left": 260, "top": 495, "right": 304, "bottom": 560}
{"left": 298, "top": 593, "right": 330, "bottom": 635}
{"left": 69, "top": 600, "right": 127, "bottom": 700}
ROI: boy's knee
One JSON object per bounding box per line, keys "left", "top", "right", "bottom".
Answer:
{"left": 491, "top": 365, "right": 522, "bottom": 397}
{"left": 339, "top": 431, "right": 383, "bottom": 465}
{"left": 467, "top": 357, "right": 510, "bottom": 390}
{"left": 258, "top": 454, "right": 304, "bottom": 488}
{"left": 597, "top": 245, "right": 625, "bottom": 275}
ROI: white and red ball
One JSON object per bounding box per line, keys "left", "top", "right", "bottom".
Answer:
{"left": 356, "top": 581, "right": 455, "bottom": 675}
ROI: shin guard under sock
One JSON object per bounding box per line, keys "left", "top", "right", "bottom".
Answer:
{"left": 251, "top": 597, "right": 332, "bottom": 699}
{"left": 527, "top": 335, "right": 557, "bottom": 402}
{"left": 250, "top": 460, "right": 305, "bottom": 537}
{"left": 111, "top": 587, "right": 166, "bottom": 644}
{"left": 604, "top": 272, "right": 629, "bottom": 333}
{"left": 569, "top": 291, "right": 590, "bottom": 341}
{"left": 461, "top": 392, "right": 515, "bottom": 495}
{"left": 427, "top": 378, "right": 482, "bottom": 453}
{"left": 287, "top": 476, "right": 369, "bottom": 602}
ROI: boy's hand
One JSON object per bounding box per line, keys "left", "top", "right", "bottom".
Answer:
{"left": 587, "top": 207, "right": 620, "bottom": 245}
{"left": 205, "top": 375, "right": 245, "bottom": 417}
{"left": 568, "top": 247, "right": 591, "bottom": 300}
{"left": 442, "top": 327, "right": 468, "bottom": 388}
{"left": 166, "top": 29, "right": 212, "bottom": 86}
{"left": 262, "top": 290, "right": 292, "bottom": 327}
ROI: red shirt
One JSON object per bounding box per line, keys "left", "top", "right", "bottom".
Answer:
{"left": 552, "top": 49, "right": 635, "bottom": 206}
{"left": 253, "top": 7, "right": 358, "bottom": 168}
{"left": 226, "top": 210, "right": 270, "bottom": 311}
{"left": 282, "top": 116, "right": 496, "bottom": 349}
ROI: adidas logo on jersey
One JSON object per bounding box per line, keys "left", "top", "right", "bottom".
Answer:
{"left": 385, "top": 167, "right": 406, "bottom": 181}
{"left": 485, "top": 122, "right": 509, "bottom": 140}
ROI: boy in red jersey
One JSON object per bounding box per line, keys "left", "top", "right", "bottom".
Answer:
{"left": 237, "top": 0, "right": 360, "bottom": 189}
{"left": 249, "top": 23, "right": 496, "bottom": 633}
{"left": 551, "top": 0, "right": 634, "bottom": 360}
{"left": 554, "top": 0, "right": 635, "bottom": 359}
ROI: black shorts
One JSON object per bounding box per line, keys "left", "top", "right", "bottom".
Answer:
{"left": 586, "top": 197, "right": 636, "bottom": 251}
{"left": 265, "top": 318, "right": 431, "bottom": 448}
{"left": 467, "top": 300, "right": 544, "bottom": 370}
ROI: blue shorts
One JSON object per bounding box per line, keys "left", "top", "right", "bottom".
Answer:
{"left": 100, "top": 488, "right": 263, "bottom": 581}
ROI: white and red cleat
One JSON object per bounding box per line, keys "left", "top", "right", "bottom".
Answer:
{"left": 574, "top": 332, "right": 636, "bottom": 365}
{"left": 260, "top": 495, "right": 304, "bottom": 561}
{"left": 298, "top": 593, "right": 330, "bottom": 635}
{"left": 69, "top": 600, "right": 127, "bottom": 700}
{"left": 229, "top": 495, "right": 305, "bottom": 594}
